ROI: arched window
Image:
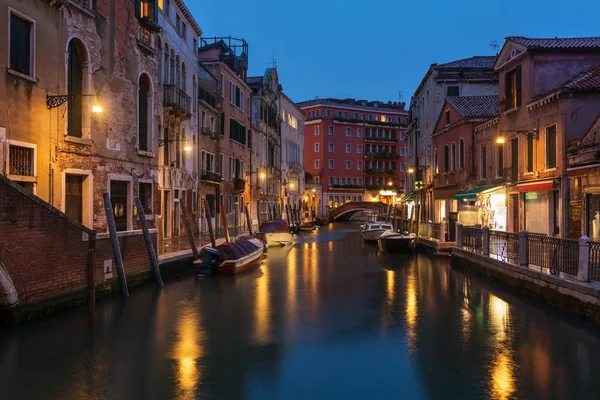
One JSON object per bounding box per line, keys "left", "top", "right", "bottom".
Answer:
{"left": 433, "top": 149, "right": 438, "bottom": 175}
{"left": 459, "top": 138, "right": 465, "bottom": 169}
{"left": 444, "top": 145, "right": 449, "bottom": 172}
{"left": 138, "top": 74, "right": 151, "bottom": 151}
{"left": 451, "top": 143, "right": 456, "bottom": 170}
{"left": 68, "top": 39, "right": 85, "bottom": 138}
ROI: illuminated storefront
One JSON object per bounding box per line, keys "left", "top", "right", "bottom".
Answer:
{"left": 455, "top": 186, "right": 506, "bottom": 230}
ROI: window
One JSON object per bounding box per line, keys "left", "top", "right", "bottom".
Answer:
{"left": 219, "top": 153, "right": 224, "bottom": 174}
{"left": 139, "top": 182, "right": 153, "bottom": 215}
{"left": 337, "top": 111, "right": 343, "bottom": 118}
{"left": 496, "top": 143, "right": 504, "bottom": 177}
{"left": 368, "top": 114, "right": 373, "bottom": 121}
{"left": 357, "top": 144, "right": 363, "bottom": 154}
{"left": 68, "top": 40, "right": 85, "bottom": 138}
{"left": 459, "top": 138, "right": 465, "bottom": 169}
{"left": 357, "top": 161, "right": 363, "bottom": 170}
{"left": 315, "top": 176, "right": 320, "bottom": 184}
{"left": 400, "top": 147, "right": 405, "bottom": 156}
{"left": 229, "top": 82, "right": 244, "bottom": 110}
{"left": 400, "top": 164, "right": 406, "bottom": 171}
{"left": 201, "top": 151, "right": 214, "bottom": 171}
{"left": 346, "top": 128, "right": 351, "bottom": 137}
{"left": 397, "top": 117, "right": 402, "bottom": 124}
{"left": 445, "top": 110, "right": 450, "bottom": 126}
{"left": 357, "top": 128, "right": 362, "bottom": 137}
{"left": 314, "top": 143, "right": 320, "bottom": 152}
{"left": 345, "top": 144, "right": 351, "bottom": 153}
{"left": 314, "top": 126, "right": 320, "bottom": 136}
{"left": 9, "top": 11, "right": 34, "bottom": 77}
{"left": 138, "top": 74, "right": 151, "bottom": 151}
{"left": 358, "top": 179, "right": 362, "bottom": 187}
{"left": 181, "top": 23, "right": 187, "bottom": 39}
{"left": 329, "top": 177, "right": 333, "bottom": 186}
{"left": 444, "top": 145, "right": 449, "bottom": 172}
{"left": 176, "top": 14, "right": 181, "bottom": 33}
{"left": 451, "top": 143, "right": 456, "bottom": 170}
{"left": 229, "top": 157, "right": 234, "bottom": 180}
{"left": 433, "top": 150, "right": 438, "bottom": 174}
{"left": 344, "top": 112, "right": 348, "bottom": 119}
{"left": 165, "top": 0, "right": 170, "bottom": 15}
{"left": 314, "top": 159, "right": 320, "bottom": 169}
{"left": 400, "top": 132, "right": 405, "bottom": 141}
{"left": 546, "top": 125, "right": 557, "bottom": 169}
{"left": 8, "top": 143, "right": 34, "bottom": 177}
{"left": 480, "top": 146, "right": 487, "bottom": 179}
{"left": 527, "top": 135, "right": 534, "bottom": 173}
{"left": 328, "top": 142, "right": 334, "bottom": 152}
{"left": 346, "top": 161, "right": 351, "bottom": 170}
{"left": 229, "top": 118, "right": 246, "bottom": 145}
{"left": 110, "top": 180, "right": 129, "bottom": 232}
{"left": 505, "top": 66, "right": 522, "bottom": 110}
{"left": 65, "top": 174, "right": 83, "bottom": 223}
{"left": 328, "top": 160, "right": 334, "bottom": 169}
{"left": 354, "top": 113, "right": 359, "bottom": 119}
{"left": 362, "top": 114, "right": 366, "bottom": 120}
{"left": 328, "top": 126, "right": 334, "bottom": 135}
{"left": 447, "top": 86, "right": 459, "bottom": 96}
{"left": 326, "top": 109, "right": 331, "bottom": 117}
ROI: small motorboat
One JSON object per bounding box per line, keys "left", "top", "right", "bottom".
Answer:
{"left": 299, "top": 221, "right": 319, "bottom": 231}
{"left": 259, "top": 219, "right": 294, "bottom": 247}
{"left": 361, "top": 221, "right": 393, "bottom": 242}
{"left": 377, "top": 230, "right": 416, "bottom": 253}
{"left": 195, "top": 237, "right": 265, "bottom": 276}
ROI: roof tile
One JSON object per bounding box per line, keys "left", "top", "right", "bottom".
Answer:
{"left": 508, "top": 36, "right": 600, "bottom": 50}
{"left": 446, "top": 96, "right": 499, "bottom": 118}
{"left": 436, "top": 56, "right": 497, "bottom": 69}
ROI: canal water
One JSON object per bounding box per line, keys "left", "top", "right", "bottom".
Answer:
{"left": 1, "top": 223, "right": 600, "bottom": 399}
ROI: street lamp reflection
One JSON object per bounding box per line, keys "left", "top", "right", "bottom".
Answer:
{"left": 174, "top": 304, "right": 203, "bottom": 397}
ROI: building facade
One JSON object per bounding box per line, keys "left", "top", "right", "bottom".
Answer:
{"left": 248, "top": 68, "right": 283, "bottom": 222}
{"left": 0, "top": 0, "right": 161, "bottom": 232}
{"left": 156, "top": 0, "right": 201, "bottom": 240}
{"left": 198, "top": 37, "right": 252, "bottom": 229}
{"left": 299, "top": 98, "right": 408, "bottom": 217}
{"left": 280, "top": 93, "right": 305, "bottom": 217}
{"left": 406, "top": 56, "right": 498, "bottom": 221}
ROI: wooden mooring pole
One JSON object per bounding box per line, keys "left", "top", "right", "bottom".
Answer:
{"left": 102, "top": 192, "right": 129, "bottom": 298}
{"left": 244, "top": 204, "right": 253, "bottom": 235}
{"left": 204, "top": 199, "right": 217, "bottom": 248}
{"left": 220, "top": 207, "right": 230, "bottom": 243}
{"left": 180, "top": 199, "right": 199, "bottom": 259}
{"left": 136, "top": 197, "right": 163, "bottom": 288}
{"left": 87, "top": 232, "right": 97, "bottom": 326}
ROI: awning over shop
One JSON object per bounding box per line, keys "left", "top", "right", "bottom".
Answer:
{"left": 517, "top": 180, "right": 554, "bottom": 193}
{"left": 433, "top": 186, "right": 458, "bottom": 200}
{"left": 400, "top": 192, "right": 414, "bottom": 202}
{"left": 454, "top": 186, "right": 503, "bottom": 201}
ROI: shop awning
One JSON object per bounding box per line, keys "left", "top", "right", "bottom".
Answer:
{"left": 400, "top": 192, "right": 414, "bottom": 202}
{"left": 454, "top": 186, "right": 502, "bottom": 201}
{"left": 517, "top": 180, "right": 554, "bottom": 193}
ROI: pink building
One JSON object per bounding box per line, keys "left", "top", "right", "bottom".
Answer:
{"left": 298, "top": 99, "right": 408, "bottom": 216}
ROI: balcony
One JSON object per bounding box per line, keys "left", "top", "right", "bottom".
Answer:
{"left": 233, "top": 178, "right": 246, "bottom": 192}
{"left": 365, "top": 168, "right": 397, "bottom": 175}
{"left": 137, "top": 25, "right": 155, "bottom": 53}
{"left": 201, "top": 170, "right": 222, "bottom": 184}
{"left": 365, "top": 136, "right": 398, "bottom": 143}
{"left": 501, "top": 166, "right": 518, "bottom": 182}
{"left": 198, "top": 86, "right": 217, "bottom": 109}
{"left": 330, "top": 184, "right": 362, "bottom": 190}
{"left": 288, "top": 161, "right": 303, "bottom": 173}
{"left": 365, "top": 184, "right": 400, "bottom": 191}
{"left": 163, "top": 84, "right": 191, "bottom": 118}
{"left": 201, "top": 127, "right": 218, "bottom": 140}
{"left": 268, "top": 166, "right": 282, "bottom": 179}
{"left": 365, "top": 152, "right": 400, "bottom": 160}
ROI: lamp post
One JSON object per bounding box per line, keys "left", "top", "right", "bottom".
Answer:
{"left": 46, "top": 93, "right": 104, "bottom": 112}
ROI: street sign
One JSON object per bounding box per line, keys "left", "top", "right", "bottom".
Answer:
{"left": 415, "top": 181, "right": 424, "bottom": 190}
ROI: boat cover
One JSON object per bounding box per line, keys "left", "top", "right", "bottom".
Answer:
{"left": 259, "top": 220, "right": 290, "bottom": 233}
{"left": 216, "top": 240, "right": 259, "bottom": 261}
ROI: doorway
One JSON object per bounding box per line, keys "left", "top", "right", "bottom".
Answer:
{"left": 65, "top": 174, "right": 83, "bottom": 223}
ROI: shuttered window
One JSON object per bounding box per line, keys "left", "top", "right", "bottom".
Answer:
{"left": 444, "top": 145, "right": 449, "bottom": 172}
{"left": 505, "top": 66, "right": 522, "bottom": 110}
{"left": 229, "top": 118, "right": 246, "bottom": 145}
{"left": 546, "top": 125, "right": 557, "bottom": 169}
{"left": 10, "top": 13, "right": 32, "bottom": 76}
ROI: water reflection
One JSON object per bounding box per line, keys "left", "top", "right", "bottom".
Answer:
{"left": 254, "top": 265, "right": 271, "bottom": 345}
{"left": 173, "top": 299, "right": 204, "bottom": 400}
{"left": 405, "top": 265, "right": 418, "bottom": 350}
{"left": 488, "top": 295, "right": 515, "bottom": 400}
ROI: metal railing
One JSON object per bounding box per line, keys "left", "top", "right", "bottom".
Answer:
{"left": 288, "top": 161, "right": 303, "bottom": 172}
{"left": 365, "top": 136, "right": 398, "bottom": 142}
{"left": 201, "top": 170, "right": 222, "bottom": 183}
{"left": 590, "top": 241, "right": 600, "bottom": 282}
{"left": 431, "top": 223, "right": 441, "bottom": 241}
{"left": 198, "top": 86, "right": 217, "bottom": 109}
{"left": 137, "top": 25, "right": 154, "bottom": 50}
{"left": 463, "top": 227, "right": 483, "bottom": 254}
{"left": 163, "top": 84, "right": 191, "bottom": 114}
{"left": 490, "top": 230, "right": 519, "bottom": 265}
{"left": 527, "top": 235, "right": 579, "bottom": 275}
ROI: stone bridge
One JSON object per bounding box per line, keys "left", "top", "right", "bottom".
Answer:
{"left": 329, "top": 202, "right": 388, "bottom": 221}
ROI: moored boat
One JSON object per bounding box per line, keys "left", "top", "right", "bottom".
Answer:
{"left": 195, "top": 237, "right": 265, "bottom": 276}
{"left": 259, "top": 220, "right": 294, "bottom": 246}
{"left": 377, "top": 230, "right": 416, "bottom": 253}
{"left": 299, "top": 221, "right": 319, "bottom": 231}
{"left": 361, "top": 221, "right": 393, "bottom": 242}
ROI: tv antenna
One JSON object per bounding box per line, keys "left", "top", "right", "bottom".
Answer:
{"left": 268, "top": 46, "right": 277, "bottom": 69}
{"left": 398, "top": 90, "right": 404, "bottom": 103}
{"left": 490, "top": 40, "right": 499, "bottom": 55}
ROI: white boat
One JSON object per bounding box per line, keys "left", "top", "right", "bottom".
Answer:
{"left": 259, "top": 220, "right": 293, "bottom": 246}
{"left": 377, "top": 230, "right": 416, "bottom": 253}
{"left": 361, "top": 221, "right": 394, "bottom": 242}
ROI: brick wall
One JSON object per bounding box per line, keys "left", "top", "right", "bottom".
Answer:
{"left": 0, "top": 176, "right": 155, "bottom": 308}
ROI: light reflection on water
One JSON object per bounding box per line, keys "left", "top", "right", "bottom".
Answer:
{"left": 1, "top": 223, "right": 600, "bottom": 399}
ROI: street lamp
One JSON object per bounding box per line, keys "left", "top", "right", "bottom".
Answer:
{"left": 46, "top": 93, "right": 103, "bottom": 112}
{"left": 388, "top": 180, "right": 393, "bottom": 187}
{"left": 496, "top": 137, "right": 506, "bottom": 144}
{"left": 158, "top": 137, "right": 192, "bottom": 152}
{"left": 408, "top": 168, "right": 415, "bottom": 174}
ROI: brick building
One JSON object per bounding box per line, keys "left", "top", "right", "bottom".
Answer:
{"left": 298, "top": 98, "right": 408, "bottom": 216}
{"left": 156, "top": 0, "right": 201, "bottom": 240}
{"left": 280, "top": 93, "right": 305, "bottom": 216}
{"left": 0, "top": 0, "right": 161, "bottom": 232}
{"left": 198, "top": 37, "right": 252, "bottom": 229}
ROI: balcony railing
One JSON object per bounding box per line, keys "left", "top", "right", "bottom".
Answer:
{"left": 330, "top": 184, "right": 362, "bottom": 190}
{"left": 201, "top": 170, "right": 222, "bottom": 184}
{"left": 502, "top": 166, "right": 518, "bottom": 182}
{"left": 136, "top": 25, "right": 155, "bottom": 52}
{"left": 198, "top": 86, "right": 217, "bottom": 109}
{"left": 200, "top": 127, "right": 218, "bottom": 140}
{"left": 365, "top": 168, "right": 397, "bottom": 175}
{"left": 365, "top": 152, "right": 400, "bottom": 160}
{"left": 163, "top": 84, "right": 191, "bottom": 116}
{"left": 233, "top": 178, "right": 246, "bottom": 192}
{"left": 365, "top": 136, "right": 398, "bottom": 142}
{"left": 288, "top": 161, "right": 303, "bottom": 172}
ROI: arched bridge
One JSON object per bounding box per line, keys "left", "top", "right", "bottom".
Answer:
{"left": 330, "top": 202, "right": 388, "bottom": 221}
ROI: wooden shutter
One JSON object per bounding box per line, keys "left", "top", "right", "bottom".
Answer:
{"left": 515, "top": 66, "right": 522, "bottom": 107}
{"left": 135, "top": 0, "right": 141, "bottom": 18}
